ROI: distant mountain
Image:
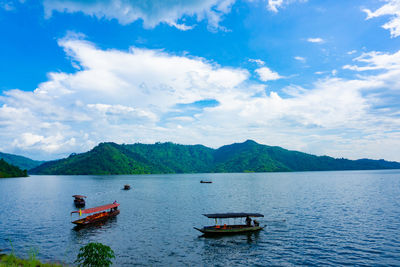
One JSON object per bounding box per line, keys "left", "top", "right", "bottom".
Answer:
{"left": 30, "top": 140, "right": 400, "bottom": 175}
{"left": 0, "top": 158, "right": 28, "bottom": 178}
{"left": 0, "top": 152, "right": 44, "bottom": 170}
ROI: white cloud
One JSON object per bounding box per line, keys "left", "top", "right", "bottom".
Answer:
{"left": 12, "top": 133, "right": 76, "bottom": 153}
{"left": 249, "top": 58, "right": 265, "bottom": 66}
{"left": 43, "top": 0, "right": 235, "bottom": 31}
{"left": 294, "top": 56, "right": 306, "bottom": 62}
{"left": 347, "top": 50, "right": 357, "bottom": 55}
{"left": 1, "top": 36, "right": 400, "bottom": 161}
{"left": 267, "top": 0, "right": 307, "bottom": 13}
{"left": 307, "top": 37, "right": 324, "bottom": 43}
{"left": 14, "top": 133, "right": 44, "bottom": 147}
{"left": 267, "top": 0, "right": 283, "bottom": 12}
{"left": 364, "top": 0, "right": 400, "bottom": 38}
{"left": 0, "top": 35, "right": 249, "bottom": 159}
{"left": 255, "top": 66, "right": 282, "bottom": 81}
{"left": 343, "top": 50, "right": 400, "bottom": 71}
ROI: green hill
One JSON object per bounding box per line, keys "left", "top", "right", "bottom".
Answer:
{"left": 29, "top": 140, "right": 400, "bottom": 175}
{"left": 0, "top": 158, "right": 28, "bottom": 178}
{"left": 0, "top": 152, "right": 44, "bottom": 170}
{"left": 123, "top": 142, "right": 215, "bottom": 173}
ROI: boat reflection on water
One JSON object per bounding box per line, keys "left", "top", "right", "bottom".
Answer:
{"left": 198, "top": 230, "right": 262, "bottom": 266}
{"left": 72, "top": 216, "right": 119, "bottom": 232}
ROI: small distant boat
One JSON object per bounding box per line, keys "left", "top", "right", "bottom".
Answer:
{"left": 200, "top": 180, "right": 212, "bottom": 183}
{"left": 123, "top": 184, "right": 131, "bottom": 190}
{"left": 194, "top": 213, "right": 264, "bottom": 236}
{"left": 71, "top": 202, "right": 120, "bottom": 226}
{"left": 72, "top": 195, "right": 86, "bottom": 207}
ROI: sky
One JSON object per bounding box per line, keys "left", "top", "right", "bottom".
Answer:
{"left": 0, "top": 0, "right": 400, "bottom": 161}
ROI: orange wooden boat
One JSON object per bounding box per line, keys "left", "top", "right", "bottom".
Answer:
{"left": 71, "top": 202, "right": 120, "bottom": 226}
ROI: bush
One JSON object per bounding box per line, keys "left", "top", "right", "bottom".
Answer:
{"left": 75, "top": 242, "right": 115, "bottom": 267}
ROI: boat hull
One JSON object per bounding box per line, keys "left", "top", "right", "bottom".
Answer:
{"left": 72, "top": 210, "right": 120, "bottom": 226}
{"left": 194, "top": 225, "right": 263, "bottom": 236}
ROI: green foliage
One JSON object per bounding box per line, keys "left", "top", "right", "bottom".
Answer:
{"left": 0, "top": 254, "right": 62, "bottom": 267}
{"left": 30, "top": 140, "right": 400, "bottom": 175}
{"left": 28, "top": 247, "right": 39, "bottom": 265}
{"left": 0, "top": 158, "right": 28, "bottom": 178}
{"left": 0, "top": 242, "right": 62, "bottom": 267}
{"left": 75, "top": 242, "right": 115, "bottom": 267}
{"left": 0, "top": 152, "right": 43, "bottom": 170}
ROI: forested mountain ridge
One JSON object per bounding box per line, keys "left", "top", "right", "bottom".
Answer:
{"left": 29, "top": 140, "right": 400, "bottom": 175}
{"left": 0, "top": 158, "right": 28, "bottom": 178}
{"left": 0, "top": 152, "right": 44, "bottom": 170}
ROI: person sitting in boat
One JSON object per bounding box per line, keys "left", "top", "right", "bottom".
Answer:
{"left": 246, "top": 216, "right": 252, "bottom": 226}
{"left": 253, "top": 220, "right": 259, "bottom": 227}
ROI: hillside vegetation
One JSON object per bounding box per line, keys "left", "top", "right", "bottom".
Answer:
{"left": 0, "top": 158, "right": 28, "bottom": 178}
{"left": 0, "top": 152, "right": 43, "bottom": 170}
{"left": 29, "top": 140, "right": 400, "bottom": 175}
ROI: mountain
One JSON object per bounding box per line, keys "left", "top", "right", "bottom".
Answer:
{"left": 30, "top": 142, "right": 214, "bottom": 175}
{"left": 0, "top": 152, "right": 44, "bottom": 170}
{"left": 123, "top": 142, "right": 215, "bottom": 173}
{"left": 30, "top": 140, "right": 400, "bottom": 175}
{"left": 0, "top": 158, "right": 28, "bottom": 178}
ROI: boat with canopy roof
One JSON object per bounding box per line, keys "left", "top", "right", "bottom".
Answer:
{"left": 72, "top": 195, "right": 86, "bottom": 207}
{"left": 194, "top": 213, "right": 264, "bottom": 236}
{"left": 71, "top": 202, "right": 120, "bottom": 226}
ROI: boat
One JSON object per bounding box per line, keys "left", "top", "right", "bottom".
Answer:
{"left": 200, "top": 180, "right": 212, "bottom": 183}
{"left": 123, "top": 184, "right": 131, "bottom": 190}
{"left": 72, "top": 195, "right": 86, "bottom": 207}
{"left": 71, "top": 202, "right": 120, "bottom": 226}
{"left": 194, "top": 213, "right": 264, "bottom": 236}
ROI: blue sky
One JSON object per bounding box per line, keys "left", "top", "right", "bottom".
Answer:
{"left": 1, "top": 0, "right": 400, "bottom": 161}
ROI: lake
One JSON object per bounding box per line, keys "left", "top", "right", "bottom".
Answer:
{"left": 1, "top": 170, "right": 400, "bottom": 266}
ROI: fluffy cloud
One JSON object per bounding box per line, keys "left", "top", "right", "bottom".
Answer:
{"left": 267, "top": 0, "right": 283, "bottom": 12}
{"left": 1, "top": 36, "right": 399, "bottom": 161}
{"left": 0, "top": 36, "right": 249, "bottom": 159}
{"left": 307, "top": 37, "right": 324, "bottom": 43}
{"left": 267, "top": 0, "right": 307, "bottom": 13}
{"left": 364, "top": 0, "right": 400, "bottom": 38}
{"left": 43, "top": 0, "right": 235, "bottom": 31}
{"left": 255, "top": 66, "right": 282, "bottom": 81}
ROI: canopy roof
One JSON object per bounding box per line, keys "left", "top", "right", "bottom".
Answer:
{"left": 72, "top": 195, "right": 86, "bottom": 198}
{"left": 203, "top": 213, "right": 264, "bottom": 218}
{"left": 71, "top": 203, "right": 119, "bottom": 215}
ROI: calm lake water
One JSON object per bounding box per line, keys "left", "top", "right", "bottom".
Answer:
{"left": 1, "top": 170, "right": 400, "bottom": 266}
